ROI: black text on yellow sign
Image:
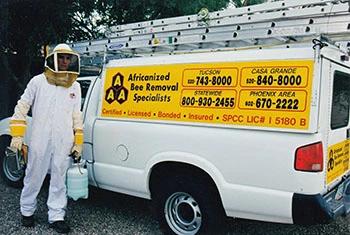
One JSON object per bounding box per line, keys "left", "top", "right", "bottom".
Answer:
{"left": 181, "top": 89, "right": 236, "bottom": 109}
{"left": 327, "top": 140, "right": 350, "bottom": 184}
{"left": 182, "top": 68, "right": 238, "bottom": 88}
{"left": 241, "top": 66, "right": 309, "bottom": 87}
{"left": 105, "top": 72, "right": 129, "bottom": 104}
{"left": 101, "top": 60, "right": 314, "bottom": 130}
{"left": 239, "top": 90, "right": 307, "bottom": 111}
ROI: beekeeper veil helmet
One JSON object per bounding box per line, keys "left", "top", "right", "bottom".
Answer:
{"left": 44, "top": 43, "right": 80, "bottom": 88}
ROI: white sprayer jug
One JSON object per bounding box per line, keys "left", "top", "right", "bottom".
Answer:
{"left": 66, "top": 160, "right": 88, "bottom": 201}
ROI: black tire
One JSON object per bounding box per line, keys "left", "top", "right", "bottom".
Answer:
{"left": 0, "top": 135, "right": 24, "bottom": 188}
{"left": 152, "top": 172, "right": 226, "bottom": 235}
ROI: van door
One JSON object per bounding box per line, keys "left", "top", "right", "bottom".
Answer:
{"left": 326, "top": 61, "right": 350, "bottom": 186}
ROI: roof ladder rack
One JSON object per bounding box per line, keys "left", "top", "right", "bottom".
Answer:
{"left": 68, "top": 0, "right": 350, "bottom": 58}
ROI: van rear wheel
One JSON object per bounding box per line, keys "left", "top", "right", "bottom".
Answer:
{"left": 153, "top": 174, "right": 226, "bottom": 235}
{"left": 165, "top": 191, "right": 202, "bottom": 234}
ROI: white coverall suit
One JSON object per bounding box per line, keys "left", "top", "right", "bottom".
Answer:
{"left": 17, "top": 73, "right": 81, "bottom": 222}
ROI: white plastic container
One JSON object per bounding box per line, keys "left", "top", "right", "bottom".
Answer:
{"left": 66, "top": 161, "right": 88, "bottom": 201}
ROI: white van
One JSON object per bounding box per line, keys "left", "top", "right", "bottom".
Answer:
{"left": 1, "top": 41, "right": 350, "bottom": 234}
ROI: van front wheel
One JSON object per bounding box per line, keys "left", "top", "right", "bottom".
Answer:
{"left": 0, "top": 136, "right": 24, "bottom": 188}
{"left": 153, "top": 174, "right": 226, "bottom": 235}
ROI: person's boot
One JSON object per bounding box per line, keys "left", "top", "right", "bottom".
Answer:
{"left": 49, "top": 220, "right": 71, "bottom": 234}
{"left": 22, "top": 215, "right": 35, "bottom": 227}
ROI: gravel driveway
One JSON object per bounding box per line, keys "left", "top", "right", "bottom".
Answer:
{"left": 1, "top": 177, "right": 349, "bottom": 235}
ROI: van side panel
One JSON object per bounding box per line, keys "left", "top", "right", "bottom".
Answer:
{"left": 92, "top": 119, "right": 324, "bottom": 223}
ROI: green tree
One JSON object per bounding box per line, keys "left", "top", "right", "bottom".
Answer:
{"left": 0, "top": 0, "right": 89, "bottom": 118}
{"left": 0, "top": 0, "right": 264, "bottom": 119}
{"left": 234, "top": 0, "right": 267, "bottom": 7}
{"left": 76, "top": 0, "right": 232, "bottom": 40}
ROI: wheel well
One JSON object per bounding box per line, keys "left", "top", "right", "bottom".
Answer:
{"left": 0, "top": 135, "right": 11, "bottom": 150}
{"left": 0, "top": 135, "right": 11, "bottom": 159}
{"left": 149, "top": 161, "right": 223, "bottom": 204}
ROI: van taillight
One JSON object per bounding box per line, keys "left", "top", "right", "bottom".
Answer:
{"left": 295, "top": 142, "right": 323, "bottom": 172}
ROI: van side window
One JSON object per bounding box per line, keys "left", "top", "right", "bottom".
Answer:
{"left": 331, "top": 71, "right": 350, "bottom": 129}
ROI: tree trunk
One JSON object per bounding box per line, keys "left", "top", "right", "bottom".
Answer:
{"left": 0, "top": 0, "right": 26, "bottom": 119}
{"left": 0, "top": 0, "right": 11, "bottom": 119}
{"left": 0, "top": 56, "right": 13, "bottom": 119}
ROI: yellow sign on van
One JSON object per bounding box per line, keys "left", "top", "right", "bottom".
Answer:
{"left": 101, "top": 60, "right": 314, "bottom": 130}
{"left": 327, "top": 140, "right": 350, "bottom": 184}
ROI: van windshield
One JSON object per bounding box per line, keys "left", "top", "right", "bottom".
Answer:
{"left": 77, "top": 80, "right": 92, "bottom": 110}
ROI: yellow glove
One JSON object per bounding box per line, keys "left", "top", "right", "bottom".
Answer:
{"left": 71, "top": 144, "right": 82, "bottom": 161}
{"left": 10, "top": 136, "right": 23, "bottom": 151}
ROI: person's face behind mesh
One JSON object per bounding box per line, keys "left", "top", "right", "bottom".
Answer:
{"left": 58, "top": 53, "right": 72, "bottom": 71}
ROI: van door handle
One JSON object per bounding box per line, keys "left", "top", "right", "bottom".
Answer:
{"left": 347, "top": 128, "right": 350, "bottom": 139}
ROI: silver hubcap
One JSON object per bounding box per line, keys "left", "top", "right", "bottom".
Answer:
{"left": 165, "top": 192, "right": 202, "bottom": 235}
{"left": 3, "top": 154, "right": 24, "bottom": 182}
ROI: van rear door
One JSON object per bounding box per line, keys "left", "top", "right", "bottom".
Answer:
{"left": 326, "top": 60, "right": 350, "bottom": 186}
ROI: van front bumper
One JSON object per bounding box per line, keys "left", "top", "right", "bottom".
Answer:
{"left": 292, "top": 176, "right": 350, "bottom": 224}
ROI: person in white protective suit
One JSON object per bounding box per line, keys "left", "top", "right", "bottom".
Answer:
{"left": 9, "top": 43, "right": 84, "bottom": 234}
